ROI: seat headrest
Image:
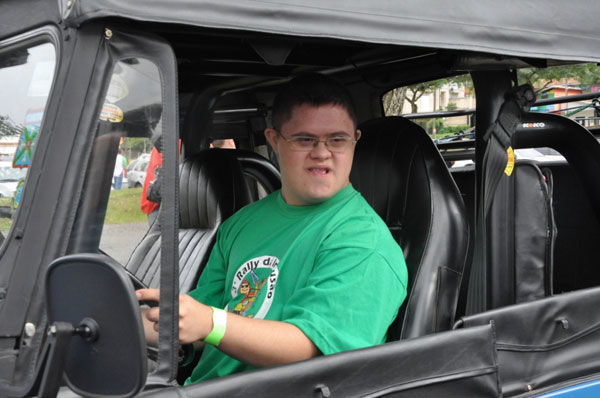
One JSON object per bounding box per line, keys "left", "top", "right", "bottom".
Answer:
{"left": 515, "top": 112, "right": 600, "bottom": 221}
{"left": 179, "top": 149, "right": 252, "bottom": 229}
{"left": 351, "top": 116, "right": 448, "bottom": 234}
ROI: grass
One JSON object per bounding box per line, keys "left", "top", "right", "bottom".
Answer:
{"left": 0, "top": 197, "right": 12, "bottom": 231}
{"left": 0, "top": 187, "right": 146, "bottom": 235}
{"left": 104, "top": 187, "right": 148, "bottom": 224}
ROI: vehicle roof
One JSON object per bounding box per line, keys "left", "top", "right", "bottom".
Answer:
{"left": 3, "top": 0, "right": 600, "bottom": 64}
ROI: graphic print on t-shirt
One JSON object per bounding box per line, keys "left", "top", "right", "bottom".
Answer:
{"left": 226, "top": 255, "right": 279, "bottom": 319}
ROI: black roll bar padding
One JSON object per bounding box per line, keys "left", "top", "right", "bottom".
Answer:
{"left": 514, "top": 112, "right": 600, "bottom": 222}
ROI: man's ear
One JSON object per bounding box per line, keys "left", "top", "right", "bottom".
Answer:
{"left": 265, "top": 128, "right": 280, "bottom": 154}
{"left": 355, "top": 129, "right": 362, "bottom": 141}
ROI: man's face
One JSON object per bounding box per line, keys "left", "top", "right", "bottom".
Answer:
{"left": 265, "top": 104, "right": 360, "bottom": 206}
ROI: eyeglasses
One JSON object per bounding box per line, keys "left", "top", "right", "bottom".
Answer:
{"left": 278, "top": 133, "right": 358, "bottom": 152}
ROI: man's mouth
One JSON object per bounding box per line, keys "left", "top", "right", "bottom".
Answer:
{"left": 308, "top": 167, "right": 330, "bottom": 175}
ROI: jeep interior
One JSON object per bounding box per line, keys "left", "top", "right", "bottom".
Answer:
{"left": 1, "top": 1, "right": 600, "bottom": 397}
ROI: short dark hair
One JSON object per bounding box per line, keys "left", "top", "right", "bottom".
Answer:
{"left": 271, "top": 73, "right": 358, "bottom": 132}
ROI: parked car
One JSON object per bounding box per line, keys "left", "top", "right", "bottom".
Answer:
{"left": 0, "top": 163, "right": 26, "bottom": 198}
{"left": 127, "top": 154, "right": 150, "bottom": 188}
{"left": 2, "top": 1, "right": 600, "bottom": 398}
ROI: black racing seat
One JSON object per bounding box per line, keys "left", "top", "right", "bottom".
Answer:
{"left": 350, "top": 116, "right": 471, "bottom": 340}
{"left": 485, "top": 159, "right": 556, "bottom": 307}
{"left": 126, "top": 149, "right": 252, "bottom": 292}
{"left": 479, "top": 112, "right": 600, "bottom": 307}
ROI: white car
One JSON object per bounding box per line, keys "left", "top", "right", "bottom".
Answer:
{"left": 127, "top": 154, "right": 150, "bottom": 188}
{"left": 0, "top": 163, "right": 26, "bottom": 198}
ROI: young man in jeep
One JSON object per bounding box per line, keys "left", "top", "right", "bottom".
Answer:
{"left": 137, "top": 74, "right": 407, "bottom": 383}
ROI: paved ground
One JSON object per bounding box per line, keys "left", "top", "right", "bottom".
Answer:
{"left": 100, "top": 222, "right": 150, "bottom": 265}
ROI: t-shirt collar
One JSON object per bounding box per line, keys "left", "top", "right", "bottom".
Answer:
{"left": 275, "top": 184, "right": 356, "bottom": 217}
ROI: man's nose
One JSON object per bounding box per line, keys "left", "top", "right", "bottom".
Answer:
{"left": 310, "top": 140, "right": 332, "bottom": 158}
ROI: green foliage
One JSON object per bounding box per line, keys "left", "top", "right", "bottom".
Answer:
{"left": 121, "top": 137, "right": 152, "bottom": 162}
{"left": 438, "top": 124, "right": 471, "bottom": 136}
{"left": 518, "top": 64, "right": 600, "bottom": 92}
{"left": 426, "top": 118, "right": 444, "bottom": 131}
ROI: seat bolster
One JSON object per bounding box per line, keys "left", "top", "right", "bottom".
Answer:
{"left": 352, "top": 116, "right": 470, "bottom": 340}
{"left": 513, "top": 161, "right": 554, "bottom": 302}
{"left": 178, "top": 228, "right": 218, "bottom": 293}
{"left": 401, "top": 141, "right": 470, "bottom": 339}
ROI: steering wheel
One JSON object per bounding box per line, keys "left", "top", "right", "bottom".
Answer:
{"left": 125, "top": 267, "right": 196, "bottom": 368}
{"left": 124, "top": 267, "right": 158, "bottom": 308}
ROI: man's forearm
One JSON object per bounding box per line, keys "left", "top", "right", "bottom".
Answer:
{"left": 138, "top": 288, "right": 319, "bottom": 368}
{"left": 218, "top": 313, "right": 320, "bottom": 367}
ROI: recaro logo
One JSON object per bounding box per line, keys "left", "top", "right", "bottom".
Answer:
{"left": 522, "top": 122, "right": 546, "bottom": 128}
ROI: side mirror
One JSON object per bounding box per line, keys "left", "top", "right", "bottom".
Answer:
{"left": 43, "top": 253, "right": 147, "bottom": 397}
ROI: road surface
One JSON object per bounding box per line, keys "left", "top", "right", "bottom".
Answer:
{"left": 100, "top": 222, "right": 150, "bottom": 265}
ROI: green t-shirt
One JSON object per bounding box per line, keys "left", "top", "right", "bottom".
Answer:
{"left": 186, "top": 184, "right": 407, "bottom": 383}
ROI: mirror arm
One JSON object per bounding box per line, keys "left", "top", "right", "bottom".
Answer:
{"left": 36, "top": 322, "right": 74, "bottom": 398}
{"left": 0, "top": 322, "right": 74, "bottom": 398}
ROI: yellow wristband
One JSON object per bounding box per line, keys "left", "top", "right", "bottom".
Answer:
{"left": 204, "top": 307, "right": 227, "bottom": 346}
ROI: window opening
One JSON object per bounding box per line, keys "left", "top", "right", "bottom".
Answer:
{"left": 74, "top": 57, "right": 163, "bottom": 266}
{"left": 0, "top": 41, "right": 55, "bottom": 246}
{"left": 520, "top": 63, "right": 600, "bottom": 129}
{"left": 383, "top": 74, "right": 475, "bottom": 169}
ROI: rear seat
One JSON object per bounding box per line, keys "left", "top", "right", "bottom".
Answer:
{"left": 485, "top": 159, "right": 556, "bottom": 308}
{"left": 541, "top": 161, "right": 600, "bottom": 292}
{"left": 462, "top": 112, "right": 600, "bottom": 310}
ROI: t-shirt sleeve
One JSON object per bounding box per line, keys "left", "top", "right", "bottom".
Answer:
{"left": 282, "top": 225, "right": 407, "bottom": 356}
{"left": 187, "top": 227, "right": 228, "bottom": 308}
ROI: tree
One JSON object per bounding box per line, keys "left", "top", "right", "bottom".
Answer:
{"left": 121, "top": 137, "right": 152, "bottom": 162}
{"left": 404, "top": 79, "right": 445, "bottom": 113}
{"left": 446, "top": 102, "right": 458, "bottom": 111}
{"left": 518, "top": 64, "right": 600, "bottom": 93}
{"left": 382, "top": 87, "right": 407, "bottom": 116}
{"left": 383, "top": 74, "right": 473, "bottom": 116}
{"left": 0, "top": 115, "right": 23, "bottom": 138}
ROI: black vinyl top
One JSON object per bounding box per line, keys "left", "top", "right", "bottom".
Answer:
{"left": 3, "top": 0, "right": 600, "bottom": 63}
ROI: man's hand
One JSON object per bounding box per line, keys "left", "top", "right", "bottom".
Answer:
{"left": 137, "top": 288, "right": 213, "bottom": 344}
{"left": 136, "top": 288, "right": 320, "bottom": 367}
